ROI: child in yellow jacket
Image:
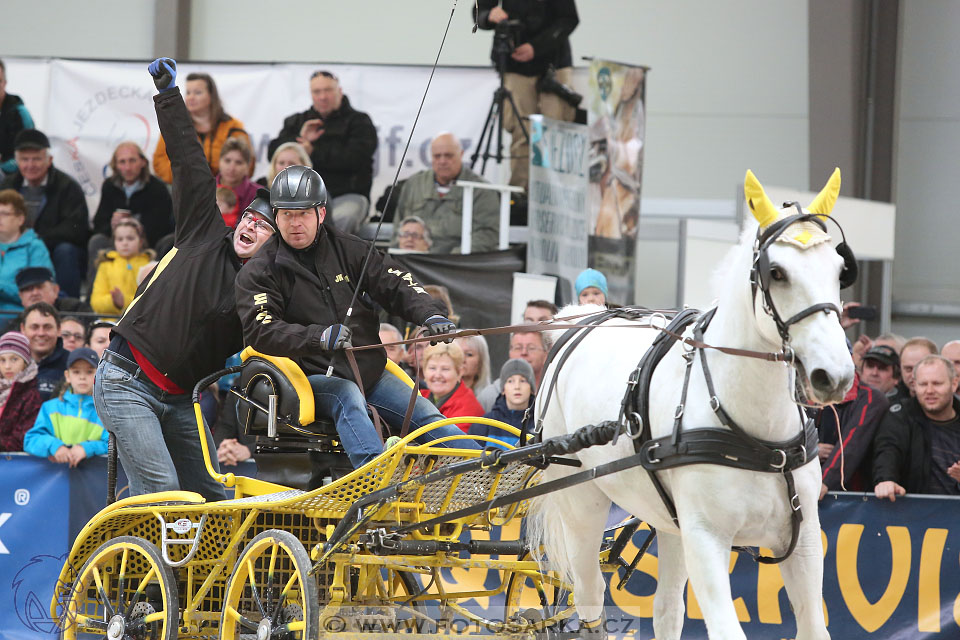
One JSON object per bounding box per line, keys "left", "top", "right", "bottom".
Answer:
{"left": 90, "top": 218, "right": 155, "bottom": 315}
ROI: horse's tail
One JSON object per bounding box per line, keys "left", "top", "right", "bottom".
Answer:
{"left": 524, "top": 469, "right": 578, "bottom": 582}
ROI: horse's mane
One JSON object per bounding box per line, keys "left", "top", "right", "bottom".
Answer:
{"left": 709, "top": 220, "right": 757, "bottom": 303}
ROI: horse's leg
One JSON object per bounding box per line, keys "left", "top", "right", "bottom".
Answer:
{"left": 554, "top": 481, "right": 612, "bottom": 638}
{"left": 652, "top": 532, "right": 688, "bottom": 640}
{"left": 779, "top": 474, "right": 830, "bottom": 639}
{"left": 680, "top": 522, "right": 746, "bottom": 640}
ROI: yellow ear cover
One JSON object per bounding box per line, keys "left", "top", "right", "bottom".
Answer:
{"left": 808, "top": 167, "right": 842, "bottom": 217}
{"left": 744, "top": 169, "right": 779, "bottom": 229}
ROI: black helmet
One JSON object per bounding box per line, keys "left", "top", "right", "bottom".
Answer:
{"left": 270, "top": 165, "right": 328, "bottom": 210}
{"left": 244, "top": 188, "right": 275, "bottom": 228}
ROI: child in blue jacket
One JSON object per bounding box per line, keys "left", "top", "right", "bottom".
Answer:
{"left": 470, "top": 359, "right": 536, "bottom": 450}
{"left": 23, "top": 348, "right": 107, "bottom": 467}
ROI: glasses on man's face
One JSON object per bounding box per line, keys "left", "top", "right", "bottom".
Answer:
{"left": 510, "top": 345, "right": 544, "bottom": 355}
{"left": 240, "top": 212, "right": 273, "bottom": 233}
{"left": 397, "top": 231, "right": 424, "bottom": 240}
{"left": 61, "top": 332, "right": 84, "bottom": 341}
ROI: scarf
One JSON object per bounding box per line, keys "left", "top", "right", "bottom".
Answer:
{"left": 0, "top": 360, "right": 38, "bottom": 409}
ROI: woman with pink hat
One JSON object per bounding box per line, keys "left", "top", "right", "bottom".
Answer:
{"left": 0, "top": 330, "right": 41, "bottom": 451}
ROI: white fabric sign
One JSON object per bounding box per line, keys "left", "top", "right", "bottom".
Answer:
{"left": 5, "top": 57, "right": 502, "bottom": 219}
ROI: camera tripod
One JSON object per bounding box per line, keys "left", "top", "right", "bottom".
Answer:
{"left": 470, "top": 68, "right": 530, "bottom": 175}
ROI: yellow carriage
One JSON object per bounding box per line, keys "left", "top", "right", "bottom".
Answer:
{"left": 51, "top": 349, "right": 644, "bottom": 639}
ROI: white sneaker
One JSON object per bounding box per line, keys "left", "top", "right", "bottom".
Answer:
{"left": 384, "top": 435, "right": 402, "bottom": 450}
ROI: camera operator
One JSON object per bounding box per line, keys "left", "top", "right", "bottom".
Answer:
{"left": 476, "top": 0, "right": 579, "bottom": 190}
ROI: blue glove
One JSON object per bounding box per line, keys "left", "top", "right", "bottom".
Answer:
{"left": 424, "top": 315, "right": 457, "bottom": 344}
{"left": 319, "top": 324, "right": 352, "bottom": 351}
{"left": 148, "top": 57, "right": 177, "bottom": 92}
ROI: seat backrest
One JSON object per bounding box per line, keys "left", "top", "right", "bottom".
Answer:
{"left": 239, "top": 347, "right": 315, "bottom": 435}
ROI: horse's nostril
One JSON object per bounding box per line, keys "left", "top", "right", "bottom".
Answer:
{"left": 810, "top": 368, "right": 833, "bottom": 391}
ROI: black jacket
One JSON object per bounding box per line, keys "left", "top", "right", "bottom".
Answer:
{"left": 816, "top": 378, "right": 889, "bottom": 491}
{"left": 112, "top": 88, "right": 245, "bottom": 391}
{"left": 476, "top": 0, "right": 579, "bottom": 76}
{"left": 1, "top": 166, "right": 89, "bottom": 249}
{"left": 92, "top": 175, "right": 174, "bottom": 248}
{"left": 236, "top": 227, "right": 445, "bottom": 393}
{"left": 267, "top": 96, "right": 377, "bottom": 200}
{"left": 0, "top": 93, "right": 32, "bottom": 170}
{"left": 872, "top": 396, "right": 960, "bottom": 492}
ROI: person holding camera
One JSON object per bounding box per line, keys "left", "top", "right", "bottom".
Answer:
{"left": 476, "top": 0, "right": 579, "bottom": 190}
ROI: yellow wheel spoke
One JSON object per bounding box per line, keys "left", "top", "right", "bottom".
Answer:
{"left": 281, "top": 571, "right": 299, "bottom": 599}
{"left": 268, "top": 542, "right": 279, "bottom": 580}
{"left": 142, "top": 611, "right": 166, "bottom": 623}
{"left": 283, "top": 620, "right": 306, "bottom": 632}
{"left": 91, "top": 566, "right": 105, "bottom": 596}
{"left": 225, "top": 605, "right": 242, "bottom": 621}
{"left": 118, "top": 548, "right": 129, "bottom": 580}
{"left": 246, "top": 558, "right": 258, "bottom": 591}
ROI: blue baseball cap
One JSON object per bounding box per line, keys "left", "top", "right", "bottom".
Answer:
{"left": 67, "top": 347, "right": 99, "bottom": 369}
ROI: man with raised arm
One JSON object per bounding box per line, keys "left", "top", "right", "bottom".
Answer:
{"left": 94, "top": 58, "right": 275, "bottom": 501}
{"left": 236, "top": 164, "right": 478, "bottom": 481}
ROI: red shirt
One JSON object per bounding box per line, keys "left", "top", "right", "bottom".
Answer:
{"left": 421, "top": 381, "right": 484, "bottom": 432}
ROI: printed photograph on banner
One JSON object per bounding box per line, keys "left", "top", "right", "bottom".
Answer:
{"left": 586, "top": 59, "right": 647, "bottom": 305}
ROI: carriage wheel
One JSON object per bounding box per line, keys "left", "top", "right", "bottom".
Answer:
{"left": 221, "top": 529, "right": 319, "bottom": 640}
{"left": 504, "top": 551, "right": 575, "bottom": 634}
{"left": 60, "top": 536, "right": 178, "bottom": 640}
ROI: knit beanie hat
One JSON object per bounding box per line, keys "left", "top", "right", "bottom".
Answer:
{"left": 0, "top": 331, "right": 32, "bottom": 365}
{"left": 500, "top": 358, "right": 536, "bottom": 392}
{"left": 575, "top": 268, "right": 608, "bottom": 297}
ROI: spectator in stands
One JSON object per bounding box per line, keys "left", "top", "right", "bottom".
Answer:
{"left": 96, "top": 59, "right": 276, "bottom": 501}
{"left": 523, "top": 299, "right": 558, "bottom": 324}
{"left": 152, "top": 72, "right": 250, "bottom": 184}
{"left": 817, "top": 372, "right": 890, "bottom": 499}
{"left": 1, "top": 129, "right": 89, "bottom": 298}
{"left": 20, "top": 301, "right": 68, "bottom": 400}
{"left": 6, "top": 267, "right": 90, "bottom": 334}
{"left": 476, "top": 1, "right": 579, "bottom": 189}
{"left": 89, "top": 141, "right": 174, "bottom": 277}
{"left": 405, "top": 327, "right": 429, "bottom": 379}
{"left": 258, "top": 141, "right": 311, "bottom": 189}
{"left": 874, "top": 355, "right": 960, "bottom": 500}
{"left": 900, "top": 337, "right": 938, "bottom": 396}
{"left": 267, "top": 70, "right": 376, "bottom": 234}
{"left": 420, "top": 342, "right": 484, "bottom": 432}
{"left": 216, "top": 186, "right": 239, "bottom": 227}
{"left": 477, "top": 330, "right": 548, "bottom": 411}
{"left": 85, "top": 320, "right": 113, "bottom": 360}
{"left": 576, "top": 268, "right": 608, "bottom": 306}
{"left": 379, "top": 322, "right": 406, "bottom": 365}
{"left": 456, "top": 333, "right": 491, "bottom": 394}
{"left": 23, "top": 347, "right": 107, "bottom": 466}
{"left": 424, "top": 284, "right": 459, "bottom": 325}
{"left": 874, "top": 332, "right": 906, "bottom": 354}
{"left": 59, "top": 316, "right": 86, "bottom": 352}
{"left": 90, "top": 219, "right": 155, "bottom": 316}
{"left": 392, "top": 216, "right": 433, "bottom": 252}
{"left": 471, "top": 358, "right": 536, "bottom": 449}
{"left": 0, "top": 331, "right": 41, "bottom": 451}
{"left": 393, "top": 133, "right": 499, "bottom": 254}
{"left": 217, "top": 137, "right": 258, "bottom": 214}
{"left": 0, "top": 189, "right": 53, "bottom": 315}
{"left": 860, "top": 345, "right": 903, "bottom": 401}
{"left": 941, "top": 340, "right": 960, "bottom": 376}
{"left": 0, "top": 60, "right": 34, "bottom": 179}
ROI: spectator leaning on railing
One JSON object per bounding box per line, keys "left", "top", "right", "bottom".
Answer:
{"left": 20, "top": 301, "right": 68, "bottom": 401}
{"left": 0, "top": 330, "right": 41, "bottom": 452}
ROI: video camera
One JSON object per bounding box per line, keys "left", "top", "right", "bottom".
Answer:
{"left": 492, "top": 19, "right": 525, "bottom": 59}
{"left": 537, "top": 65, "right": 583, "bottom": 108}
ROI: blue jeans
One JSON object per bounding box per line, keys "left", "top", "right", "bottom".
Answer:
{"left": 309, "top": 370, "right": 479, "bottom": 468}
{"left": 51, "top": 241, "right": 85, "bottom": 298}
{"left": 94, "top": 355, "right": 226, "bottom": 501}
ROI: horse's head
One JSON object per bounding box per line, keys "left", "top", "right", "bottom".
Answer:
{"left": 743, "top": 168, "right": 856, "bottom": 404}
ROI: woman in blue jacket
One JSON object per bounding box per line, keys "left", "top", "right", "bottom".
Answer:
{"left": 0, "top": 190, "right": 54, "bottom": 313}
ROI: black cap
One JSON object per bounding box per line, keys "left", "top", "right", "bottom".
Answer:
{"left": 244, "top": 188, "right": 275, "bottom": 228}
{"left": 14, "top": 129, "right": 50, "bottom": 151}
{"left": 863, "top": 345, "right": 899, "bottom": 368}
{"left": 66, "top": 347, "right": 99, "bottom": 369}
{"left": 15, "top": 266, "right": 55, "bottom": 291}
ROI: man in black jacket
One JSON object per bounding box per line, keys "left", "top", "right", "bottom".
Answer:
{"left": 874, "top": 355, "right": 960, "bottom": 500}
{"left": 93, "top": 58, "right": 276, "bottom": 501}
{"left": 0, "top": 59, "right": 34, "bottom": 178}
{"left": 267, "top": 71, "right": 377, "bottom": 235}
{"left": 476, "top": 0, "right": 579, "bottom": 189}
{"left": 1, "top": 128, "right": 89, "bottom": 298}
{"left": 236, "top": 165, "right": 477, "bottom": 471}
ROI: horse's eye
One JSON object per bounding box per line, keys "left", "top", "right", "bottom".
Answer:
{"left": 769, "top": 265, "right": 787, "bottom": 282}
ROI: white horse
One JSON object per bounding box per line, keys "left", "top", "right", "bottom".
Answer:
{"left": 528, "top": 169, "right": 854, "bottom": 640}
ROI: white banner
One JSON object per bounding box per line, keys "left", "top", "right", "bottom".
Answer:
{"left": 4, "top": 58, "right": 503, "bottom": 218}
{"left": 525, "top": 115, "right": 589, "bottom": 293}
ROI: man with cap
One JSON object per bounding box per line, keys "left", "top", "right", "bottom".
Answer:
{"left": 236, "top": 163, "right": 478, "bottom": 476}
{"left": 94, "top": 58, "right": 275, "bottom": 501}
{"left": 575, "top": 268, "right": 608, "bottom": 306}
{"left": 19, "top": 301, "right": 69, "bottom": 400}
{"left": 1, "top": 128, "right": 89, "bottom": 298}
{"left": 861, "top": 345, "right": 904, "bottom": 403}
{"left": 4, "top": 266, "right": 90, "bottom": 332}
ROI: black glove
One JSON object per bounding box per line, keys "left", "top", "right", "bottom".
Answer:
{"left": 319, "top": 324, "right": 352, "bottom": 351}
{"left": 147, "top": 57, "right": 177, "bottom": 92}
{"left": 423, "top": 315, "right": 457, "bottom": 344}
